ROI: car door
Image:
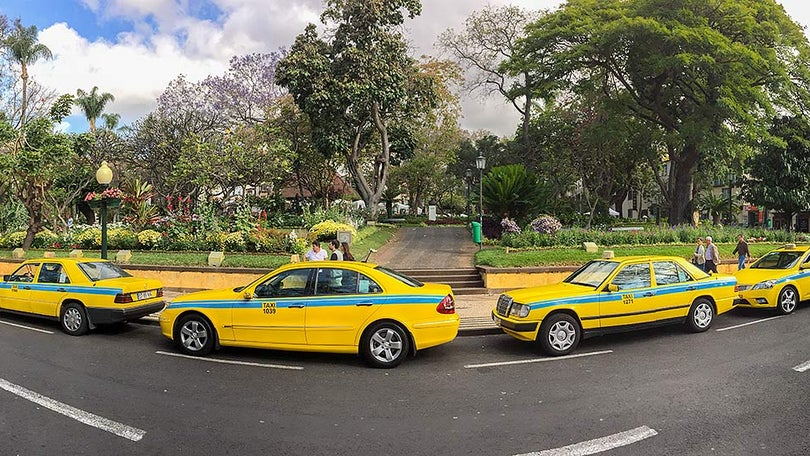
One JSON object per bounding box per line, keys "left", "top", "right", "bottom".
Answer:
{"left": 0, "top": 263, "right": 40, "bottom": 313}
{"left": 651, "top": 260, "right": 699, "bottom": 319}
{"left": 305, "top": 267, "right": 382, "bottom": 347}
{"left": 28, "top": 262, "right": 70, "bottom": 317}
{"left": 599, "top": 261, "right": 661, "bottom": 328}
{"left": 794, "top": 252, "right": 810, "bottom": 300}
{"left": 231, "top": 268, "right": 311, "bottom": 346}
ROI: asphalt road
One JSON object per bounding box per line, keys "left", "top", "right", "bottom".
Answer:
{"left": 2, "top": 306, "right": 810, "bottom": 455}
{"left": 371, "top": 226, "right": 475, "bottom": 269}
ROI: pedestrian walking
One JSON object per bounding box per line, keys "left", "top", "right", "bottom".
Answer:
{"left": 304, "top": 241, "right": 327, "bottom": 261}
{"left": 732, "top": 234, "right": 750, "bottom": 270}
{"left": 692, "top": 238, "right": 706, "bottom": 271}
{"left": 341, "top": 241, "right": 355, "bottom": 261}
{"left": 328, "top": 239, "right": 343, "bottom": 261}
{"left": 704, "top": 236, "right": 720, "bottom": 274}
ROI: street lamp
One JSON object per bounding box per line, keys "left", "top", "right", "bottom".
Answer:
{"left": 96, "top": 161, "right": 113, "bottom": 259}
{"left": 476, "top": 152, "right": 486, "bottom": 227}
{"left": 464, "top": 168, "right": 472, "bottom": 215}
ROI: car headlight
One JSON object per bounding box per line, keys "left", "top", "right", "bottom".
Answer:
{"left": 509, "top": 303, "right": 531, "bottom": 318}
{"left": 752, "top": 280, "right": 776, "bottom": 290}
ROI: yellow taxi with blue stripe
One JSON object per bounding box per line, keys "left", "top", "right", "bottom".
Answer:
{"left": 492, "top": 256, "right": 737, "bottom": 356}
{"left": 159, "top": 261, "right": 459, "bottom": 368}
{"left": 0, "top": 258, "right": 165, "bottom": 335}
{"left": 734, "top": 244, "right": 810, "bottom": 314}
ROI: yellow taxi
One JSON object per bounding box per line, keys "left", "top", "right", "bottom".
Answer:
{"left": 492, "top": 256, "right": 737, "bottom": 356}
{"left": 0, "top": 258, "right": 164, "bottom": 335}
{"left": 159, "top": 261, "right": 459, "bottom": 368}
{"left": 734, "top": 244, "right": 810, "bottom": 314}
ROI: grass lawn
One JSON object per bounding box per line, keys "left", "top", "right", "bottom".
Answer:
{"left": 1, "top": 226, "right": 399, "bottom": 269}
{"left": 475, "top": 242, "right": 786, "bottom": 268}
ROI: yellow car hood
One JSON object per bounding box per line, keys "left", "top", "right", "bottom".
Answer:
{"left": 505, "top": 282, "right": 595, "bottom": 305}
{"left": 734, "top": 268, "right": 790, "bottom": 285}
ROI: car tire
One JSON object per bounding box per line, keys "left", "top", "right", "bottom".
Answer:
{"left": 60, "top": 302, "right": 89, "bottom": 336}
{"left": 776, "top": 286, "right": 798, "bottom": 315}
{"left": 537, "top": 313, "right": 580, "bottom": 356}
{"left": 685, "top": 298, "right": 714, "bottom": 332}
{"left": 175, "top": 314, "right": 216, "bottom": 356}
{"left": 360, "top": 321, "right": 410, "bottom": 368}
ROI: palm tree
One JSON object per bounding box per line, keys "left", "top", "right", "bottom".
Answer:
{"left": 1, "top": 19, "right": 53, "bottom": 128}
{"left": 75, "top": 86, "right": 116, "bottom": 132}
{"left": 100, "top": 113, "right": 121, "bottom": 131}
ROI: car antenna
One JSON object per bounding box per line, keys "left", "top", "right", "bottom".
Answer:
{"left": 362, "top": 248, "right": 377, "bottom": 263}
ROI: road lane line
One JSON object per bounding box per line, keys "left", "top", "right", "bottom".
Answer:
{"left": 515, "top": 425, "right": 658, "bottom": 456}
{"left": 0, "top": 319, "right": 54, "bottom": 334}
{"left": 464, "top": 350, "right": 613, "bottom": 369}
{"left": 155, "top": 350, "right": 304, "bottom": 370}
{"left": 715, "top": 315, "right": 783, "bottom": 332}
{"left": 793, "top": 360, "right": 810, "bottom": 372}
{"left": 0, "top": 378, "right": 145, "bottom": 442}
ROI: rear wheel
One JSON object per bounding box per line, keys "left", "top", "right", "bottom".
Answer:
{"left": 537, "top": 313, "right": 580, "bottom": 356}
{"left": 360, "top": 321, "right": 410, "bottom": 368}
{"left": 175, "top": 314, "right": 216, "bottom": 356}
{"left": 60, "top": 302, "right": 89, "bottom": 336}
{"left": 685, "top": 298, "right": 714, "bottom": 332}
{"left": 776, "top": 286, "right": 798, "bottom": 315}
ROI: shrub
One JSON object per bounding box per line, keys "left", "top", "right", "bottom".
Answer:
{"left": 530, "top": 215, "right": 562, "bottom": 235}
{"left": 75, "top": 227, "right": 102, "bottom": 249}
{"left": 309, "top": 220, "right": 357, "bottom": 242}
{"left": 137, "top": 229, "right": 163, "bottom": 249}
{"left": 500, "top": 218, "right": 521, "bottom": 234}
{"left": 33, "top": 229, "right": 59, "bottom": 248}
{"left": 1, "top": 231, "right": 26, "bottom": 248}
{"left": 108, "top": 227, "right": 138, "bottom": 250}
{"left": 224, "top": 232, "right": 247, "bottom": 252}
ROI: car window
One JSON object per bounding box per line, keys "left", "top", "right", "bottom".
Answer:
{"left": 565, "top": 260, "right": 619, "bottom": 288}
{"left": 653, "top": 261, "right": 693, "bottom": 286}
{"left": 315, "top": 268, "right": 355, "bottom": 295}
{"left": 752, "top": 251, "right": 803, "bottom": 269}
{"left": 38, "top": 263, "right": 70, "bottom": 284}
{"left": 77, "top": 262, "right": 132, "bottom": 281}
{"left": 7, "top": 263, "right": 40, "bottom": 282}
{"left": 611, "top": 263, "right": 651, "bottom": 291}
{"left": 357, "top": 273, "right": 382, "bottom": 294}
{"left": 255, "top": 269, "right": 312, "bottom": 298}
{"left": 375, "top": 266, "right": 422, "bottom": 287}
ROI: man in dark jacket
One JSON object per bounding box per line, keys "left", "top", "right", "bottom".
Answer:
{"left": 732, "top": 234, "right": 750, "bottom": 270}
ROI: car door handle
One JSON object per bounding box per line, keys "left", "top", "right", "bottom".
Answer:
{"left": 22, "top": 286, "right": 30, "bottom": 290}
{"left": 355, "top": 302, "right": 374, "bottom": 307}
{"left": 643, "top": 292, "right": 655, "bottom": 297}
{"left": 685, "top": 286, "right": 696, "bottom": 291}
{"left": 56, "top": 288, "right": 66, "bottom": 292}
{"left": 288, "top": 304, "right": 305, "bottom": 308}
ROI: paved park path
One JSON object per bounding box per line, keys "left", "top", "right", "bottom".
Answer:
{"left": 370, "top": 226, "right": 476, "bottom": 269}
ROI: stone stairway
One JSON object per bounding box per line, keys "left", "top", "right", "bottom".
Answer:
{"left": 397, "top": 268, "right": 486, "bottom": 295}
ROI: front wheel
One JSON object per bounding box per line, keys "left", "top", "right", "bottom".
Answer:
{"left": 685, "top": 298, "right": 714, "bottom": 332}
{"left": 360, "top": 322, "right": 410, "bottom": 368}
{"left": 175, "top": 314, "right": 216, "bottom": 356}
{"left": 776, "top": 286, "right": 798, "bottom": 315}
{"left": 60, "top": 302, "right": 89, "bottom": 336}
{"left": 537, "top": 313, "right": 580, "bottom": 356}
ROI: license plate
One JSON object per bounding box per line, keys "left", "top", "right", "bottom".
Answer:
{"left": 137, "top": 291, "right": 153, "bottom": 300}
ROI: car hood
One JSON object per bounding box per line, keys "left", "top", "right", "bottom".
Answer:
{"left": 734, "top": 268, "right": 790, "bottom": 285}
{"left": 505, "top": 282, "right": 597, "bottom": 305}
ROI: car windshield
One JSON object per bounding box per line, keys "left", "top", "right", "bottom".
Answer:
{"left": 564, "top": 260, "right": 619, "bottom": 288}
{"left": 751, "top": 251, "right": 804, "bottom": 269}
{"left": 375, "top": 266, "right": 423, "bottom": 287}
{"left": 77, "top": 262, "right": 132, "bottom": 281}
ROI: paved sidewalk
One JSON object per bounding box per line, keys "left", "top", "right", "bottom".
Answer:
{"left": 145, "top": 289, "right": 501, "bottom": 336}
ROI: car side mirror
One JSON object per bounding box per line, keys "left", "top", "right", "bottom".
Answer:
{"left": 605, "top": 284, "right": 619, "bottom": 292}
{"left": 2, "top": 274, "right": 9, "bottom": 282}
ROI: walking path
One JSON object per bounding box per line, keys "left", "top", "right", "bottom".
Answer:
{"left": 371, "top": 226, "right": 475, "bottom": 269}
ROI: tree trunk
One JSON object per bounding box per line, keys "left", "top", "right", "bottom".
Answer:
{"left": 667, "top": 144, "right": 699, "bottom": 225}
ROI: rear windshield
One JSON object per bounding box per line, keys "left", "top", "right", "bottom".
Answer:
{"left": 375, "top": 266, "right": 423, "bottom": 287}
{"left": 77, "top": 262, "right": 132, "bottom": 281}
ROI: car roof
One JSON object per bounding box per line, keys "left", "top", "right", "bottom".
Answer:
{"left": 771, "top": 244, "right": 810, "bottom": 252}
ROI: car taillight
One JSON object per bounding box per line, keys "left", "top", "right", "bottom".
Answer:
{"left": 734, "top": 285, "right": 740, "bottom": 292}
{"left": 156, "top": 288, "right": 164, "bottom": 297}
{"left": 114, "top": 293, "right": 133, "bottom": 303}
{"left": 436, "top": 295, "right": 455, "bottom": 314}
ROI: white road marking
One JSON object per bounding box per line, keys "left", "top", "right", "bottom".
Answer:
{"left": 715, "top": 315, "right": 783, "bottom": 332}
{"left": 0, "top": 319, "right": 54, "bottom": 334}
{"left": 515, "top": 425, "right": 658, "bottom": 456}
{"left": 792, "top": 360, "right": 810, "bottom": 372}
{"left": 0, "top": 378, "right": 146, "bottom": 442}
{"left": 155, "top": 350, "right": 304, "bottom": 370}
{"left": 464, "top": 350, "right": 613, "bottom": 369}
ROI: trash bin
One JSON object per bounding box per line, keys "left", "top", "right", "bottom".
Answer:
{"left": 471, "top": 221, "right": 482, "bottom": 244}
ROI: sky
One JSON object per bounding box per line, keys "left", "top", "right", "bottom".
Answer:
{"left": 1, "top": 0, "right": 809, "bottom": 136}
